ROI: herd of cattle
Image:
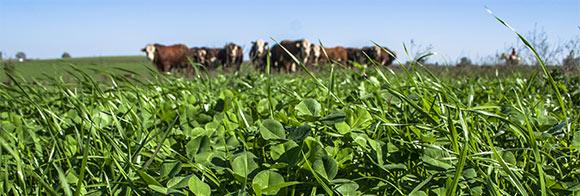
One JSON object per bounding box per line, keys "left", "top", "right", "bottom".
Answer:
{"left": 141, "top": 39, "right": 396, "bottom": 74}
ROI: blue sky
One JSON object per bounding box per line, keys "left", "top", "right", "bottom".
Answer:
{"left": 0, "top": 0, "right": 578, "bottom": 63}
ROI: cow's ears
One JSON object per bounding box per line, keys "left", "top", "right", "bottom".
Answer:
{"left": 264, "top": 42, "right": 268, "bottom": 46}
{"left": 141, "top": 48, "right": 146, "bottom": 52}
{"left": 296, "top": 43, "right": 301, "bottom": 47}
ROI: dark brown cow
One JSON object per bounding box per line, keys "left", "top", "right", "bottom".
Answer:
{"left": 142, "top": 43, "right": 193, "bottom": 74}
{"left": 250, "top": 39, "right": 269, "bottom": 72}
{"left": 346, "top": 47, "right": 364, "bottom": 67}
{"left": 361, "top": 46, "right": 377, "bottom": 64}
{"left": 190, "top": 47, "right": 205, "bottom": 68}
{"left": 199, "top": 47, "right": 226, "bottom": 70}
{"left": 188, "top": 47, "right": 214, "bottom": 69}
{"left": 189, "top": 47, "right": 207, "bottom": 64}
{"left": 224, "top": 43, "right": 243, "bottom": 72}
{"left": 191, "top": 44, "right": 241, "bottom": 71}
{"left": 270, "top": 39, "right": 312, "bottom": 73}
{"left": 361, "top": 46, "right": 396, "bottom": 66}
{"left": 376, "top": 46, "right": 396, "bottom": 66}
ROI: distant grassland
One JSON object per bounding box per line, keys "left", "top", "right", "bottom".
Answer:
{"left": 0, "top": 56, "right": 152, "bottom": 81}
{"left": 1, "top": 55, "right": 570, "bottom": 83}
{"left": 1, "top": 56, "right": 276, "bottom": 82}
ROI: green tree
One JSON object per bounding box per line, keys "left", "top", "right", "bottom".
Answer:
{"left": 15, "top": 52, "right": 26, "bottom": 61}
{"left": 62, "top": 52, "right": 71, "bottom": 59}
{"left": 457, "top": 57, "right": 472, "bottom": 67}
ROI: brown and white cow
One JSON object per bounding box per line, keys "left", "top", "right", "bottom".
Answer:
{"left": 308, "top": 44, "right": 322, "bottom": 67}
{"left": 250, "top": 39, "right": 269, "bottom": 72}
{"left": 270, "top": 39, "right": 312, "bottom": 73}
{"left": 141, "top": 43, "right": 193, "bottom": 74}
{"left": 224, "top": 43, "right": 243, "bottom": 72}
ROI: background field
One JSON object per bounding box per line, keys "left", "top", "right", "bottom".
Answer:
{"left": 0, "top": 56, "right": 284, "bottom": 83}
{"left": 2, "top": 55, "right": 572, "bottom": 83}
{"left": 0, "top": 56, "right": 152, "bottom": 81}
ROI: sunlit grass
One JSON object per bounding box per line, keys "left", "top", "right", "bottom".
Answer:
{"left": 0, "top": 14, "right": 578, "bottom": 195}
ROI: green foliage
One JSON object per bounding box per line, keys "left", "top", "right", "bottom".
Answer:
{"left": 188, "top": 175, "right": 211, "bottom": 196}
{"left": 295, "top": 98, "right": 322, "bottom": 117}
{"left": 259, "top": 119, "right": 286, "bottom": 140}
{"left": 0, "top": 56, "right": 578, "bottom": 195}
{"left": 252, "top": 170, "right": 285, "bottom": 195}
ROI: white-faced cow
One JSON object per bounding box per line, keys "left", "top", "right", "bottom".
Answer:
{"left": 224, "top": 43, "right": 243, "bottom": 72}
{"left": 189, "top": 47, "right": 206, "bottom": 64}
{"left": 198, "top": 47, "right": 226, "bottom": 70}
{"left": 270, "top": 39, "right": 312, "bottom": 73}
{"left": 308, "top": 44, "right": 322, "bottom": 67}
{"left": 141, "top": 43, "right": 193, "bottom": 74}
{"left": 250, "top": 39, "right": 269, "bottom": 72}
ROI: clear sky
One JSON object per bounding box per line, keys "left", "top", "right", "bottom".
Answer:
{"left": 1, "top": 0, "right": 578, "bottom": 63}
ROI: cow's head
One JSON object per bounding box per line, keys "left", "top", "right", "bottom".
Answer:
{"left": 189, "top": 48, "right": 203, "bottom": 62}
{"left": 311, "top": 44, "right": 321, "bottom": 58}
{"left": 196, "top": 49, "right": 207, "bottom": 62}
{"left": 142, "top": 44, "right": 156, "bottom": 61}
{"left": 226, "top": 43, "right": 240, "bottom": 59}
{"left": 254, "top": 39, "right": 267, "bottom": 56}
{"left": 199, "top": 49, "right": 207, "bottom": 57}
{"left": 373, "top": 46, "right": 382, "bottom": 58}
{"left": 296, "top": 39, "right": 312, "bottom": 63}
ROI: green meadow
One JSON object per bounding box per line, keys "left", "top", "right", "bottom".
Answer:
{"left": 1, "top": 52, "right": 579, "bottom": 195}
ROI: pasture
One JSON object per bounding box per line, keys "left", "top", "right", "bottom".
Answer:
{"left": 0, "top": 56, "right": 151, "bottom": 82}
{"left": 1, "top": 54, "right": 579, "bottom": 195}
{"left": 1, "top": 55, "right": 566, "bottom": 82}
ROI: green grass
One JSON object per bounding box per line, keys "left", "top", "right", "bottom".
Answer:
{"left": 1, "top": 56, "right": 271, "bottom": 84}
{"left": 0, "top": 57, "right": 579, "bottom": 195}
{"left": 0, "top": 56, "right": 152, "bottom": 81}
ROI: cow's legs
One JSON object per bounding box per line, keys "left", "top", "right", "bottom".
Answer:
{"left": 162, "top": 62, "right": 173, "bottom": 73}
{"left": 289, "top": 63, "right": 293, "bottom": 73}
{"left": 186, "top": 64, "right": 194, "bottom": 77}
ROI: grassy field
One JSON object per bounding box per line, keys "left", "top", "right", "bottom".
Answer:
{"left": 0, "top": 53, "right": 579, "bottom": 195}
{"left": 1, "top": 56, "right": 277, "bottom": 84}
{"left": 0, "top": 56, "right": 153, "bottom": 82}
{"left": 2, "top": 55, "right": 573, "bottom": 82}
